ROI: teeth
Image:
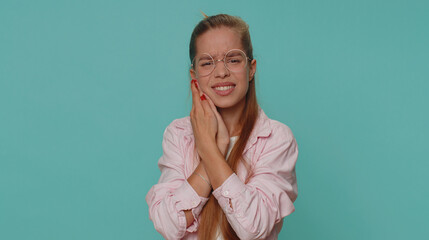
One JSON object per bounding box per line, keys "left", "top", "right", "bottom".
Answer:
{"left": 214, "top": 86, "right": 235, "bottom": 91}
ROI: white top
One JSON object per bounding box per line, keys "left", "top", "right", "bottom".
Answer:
{"left": 225, "top": 136, "right": 239, "bottom": 159}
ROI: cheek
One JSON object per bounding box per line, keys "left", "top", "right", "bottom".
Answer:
{"left": 197, "top": 79, "right": 210, "bottom": 92}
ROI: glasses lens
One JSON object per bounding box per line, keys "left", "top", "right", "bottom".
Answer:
{"left": 193, "top": 50, "right": 248, "bottom": 76}
{"left": 195, "top": 53, "right": 214, "bottom": 77}
{"left": 225, "top": 50, "right": 247, "bottom": 72}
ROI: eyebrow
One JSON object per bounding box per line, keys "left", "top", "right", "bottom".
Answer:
{"left": 198, "top": 55, "right": 213, "bottom": 60}
{"left": 198, "top": 52, "right": 225, "bottom": 59}
{"left": 227, "top": 52, "right": 240, "bottom": 57}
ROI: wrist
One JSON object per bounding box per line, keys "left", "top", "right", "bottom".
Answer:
{"left": 220, "top": 145, "right": 229, "bottom": 158}
{"left": 197, "top": 138, "right": 217, "bottom": 157}
{"left": 218, "top": 142, "right": 229, "bottom": 157}
{"left": 199, "top": 142, "right": 222, "bottom": 162}
{"left": 217, "top": 137, "right": 230, "bottom": 146}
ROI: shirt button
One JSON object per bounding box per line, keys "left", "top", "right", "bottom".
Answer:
{"left": 223, "top": 191, "right": 229, "bottom": 196}
{"left": 191, "top": 201, "right": 197, "bottom": 206}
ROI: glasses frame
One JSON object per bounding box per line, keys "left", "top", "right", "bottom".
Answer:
{"left": 191, "top": 49, "right": 252, "bottom": 77}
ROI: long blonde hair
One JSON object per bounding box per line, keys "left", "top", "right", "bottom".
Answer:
{"left": 189, "top": 13, "right": 259, "bottom": 240}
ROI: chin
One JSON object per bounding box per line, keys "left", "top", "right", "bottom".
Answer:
{"left": 213, "top": 98, "right": 241, "bottom": 109}
{"left": 215, "top": 103, "right": 233, "bottom": 109}
{"left": 210, "top": 92, "right": 246, "bottom": 109}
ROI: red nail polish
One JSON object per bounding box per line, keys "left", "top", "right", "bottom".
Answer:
{"left": 200, "top": 94, "right": 206, "bottom": 101}
{"left": 191, "top": 79, "right": 199, "bottom": 90}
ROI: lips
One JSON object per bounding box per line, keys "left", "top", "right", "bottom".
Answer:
{"left": 212, "top": 82, "right": 236, "bottom": 96}
{"left": 211, "top": 82, "right": 236, "bottom": 88}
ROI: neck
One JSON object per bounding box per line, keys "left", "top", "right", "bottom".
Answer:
{"left": 217, "top": 98, "right": 246, "bottom": 137}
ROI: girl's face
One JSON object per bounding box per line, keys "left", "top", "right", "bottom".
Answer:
{"left": 190, "top": 26, "right": 256, "bottom": 110}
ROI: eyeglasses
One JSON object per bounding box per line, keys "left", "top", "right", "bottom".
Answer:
{"left": 191, "top": 49, "right": 251, "bottom": 77}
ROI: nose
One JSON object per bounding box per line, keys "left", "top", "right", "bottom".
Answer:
{"left": 213, "top": 59, "right": 229, "bottom": 78}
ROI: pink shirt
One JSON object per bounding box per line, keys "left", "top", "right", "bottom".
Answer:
{"left": 146, "top": 107, "right": 298, "bottom": 240}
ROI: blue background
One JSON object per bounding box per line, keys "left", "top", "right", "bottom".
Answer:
{"left": 1, "top": 0, "right": 428, "bottom": 239}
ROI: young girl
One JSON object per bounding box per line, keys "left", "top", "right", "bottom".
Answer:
{"left": 146, "top": 13, "right": 298, "bottom": 240}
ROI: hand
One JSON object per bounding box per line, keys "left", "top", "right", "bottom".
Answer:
{"left": 203, "top": 94, "right": 230, "bottom": 157}
{"left": 190, "top": 79, "right": 218, "bottom": 158}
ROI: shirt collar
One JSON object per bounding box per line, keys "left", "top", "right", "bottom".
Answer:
{"left": 244, "top": 106, "right": 272, "bottom": 152}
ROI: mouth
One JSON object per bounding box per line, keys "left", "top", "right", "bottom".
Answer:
{"left": 211, "top": 82, "right": 236, "bottom": 96}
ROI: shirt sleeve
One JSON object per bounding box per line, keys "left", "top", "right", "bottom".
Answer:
{"left": 212, "top": 124, "right": 298, "bottom": 240}
{"left": 146, "top": 123, "right": 209, "bottom": 240}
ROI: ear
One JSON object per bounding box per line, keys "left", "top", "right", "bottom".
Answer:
{"left": 249, "top": 59, "right": 257, "bottom": 81}
{"left": 190, "top": 68, "right": 197, "bottom": 80}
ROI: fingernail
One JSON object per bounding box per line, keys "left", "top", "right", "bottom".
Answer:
{"left": 200, "top": 94, "right": 206, "bottom": 101}
{"left": 191, "top": 79, "right": 199, "bottom": 90}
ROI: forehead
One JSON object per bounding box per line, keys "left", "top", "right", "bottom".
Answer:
{"left": 195, "top": 26, "right": 243, "bottom": 58}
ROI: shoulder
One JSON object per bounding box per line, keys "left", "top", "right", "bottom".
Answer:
{"left": 257, "top": 108, "right": 296, "bottom": 143}
{"left": 163, "top": 116, "right": 193, "bottom": 138}
{"left": 267, "top": 119, "right": 296, "bottom": 142}
{"left": 255, "top": 114, "right": 298, "bottom": 166}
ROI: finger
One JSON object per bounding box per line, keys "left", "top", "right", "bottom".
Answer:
{"left": 190, "top": 105, "right": 195, "bottom": 118}
{"left": 204, "top": 94, "right": 221, "bottom": 119}
{"left": 193, "top": 78, "right": 206, "bottom": 97}
{"left": 190, "top": 79, "right": 203, "bottom": 112}
{"left": 200, "top": 94, "right": 213, "bottom": 116}
{"left": 204, "top": 95, "right": 228, "bottom": 136}
{"left": 194, "top": 79, "right": 206, "bottom": 100}
{"left": 192, "top": 79, "right": 211, "bottom": 116}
